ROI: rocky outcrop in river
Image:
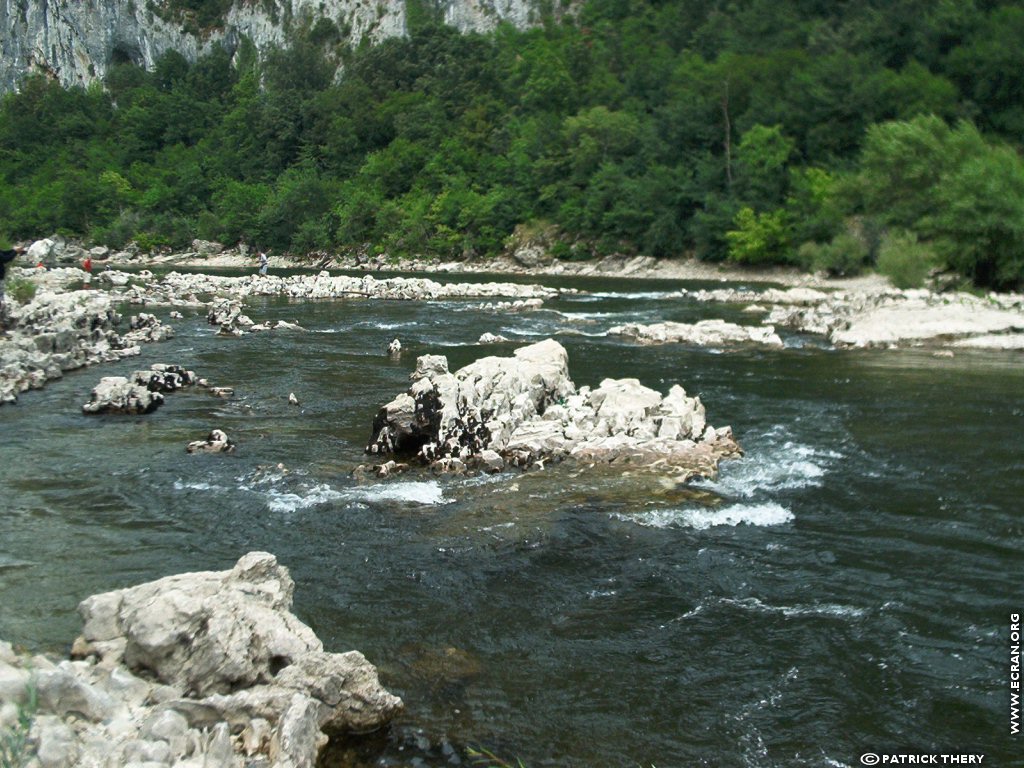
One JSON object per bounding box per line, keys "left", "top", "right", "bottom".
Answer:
{"left": 366, "top": 339, "right": 741, "bottom": 479}
{"left": 608, "top": 320, "right": 783, "bottom": 347}
{"left": 0, "top": 552, "right": 401, "bottom": 768}
{"left": 0, "top": 273, "right": 173, "bottom": 405}
{"left": 81, "top": 364, "right": 198, "bottom": 415}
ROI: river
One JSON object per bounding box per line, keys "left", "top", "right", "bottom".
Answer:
{"left": 1, "top": 272, "right": 1021, "bottom": 767}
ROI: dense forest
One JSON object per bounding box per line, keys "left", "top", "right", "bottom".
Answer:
{"left": 2, "top": 0, "right": 1024, "bottom": 289}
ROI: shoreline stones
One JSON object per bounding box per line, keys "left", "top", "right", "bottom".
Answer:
{"left": 0, "top": 276, "right": 174, "bottom": 405}
{"left": 608, "top": 320, "right": 783, "bottom": 347}
{"left": 681, "top": 284, "right": 1024, "bottom": 349}
{"left": 366, "top": 339, "right": 741, "bottom": 479}
{"left": 0, "top": 552, "right": 402, "bottom": 768}
{"left": 152, "top": 271, "right": 562, "bottom": 305}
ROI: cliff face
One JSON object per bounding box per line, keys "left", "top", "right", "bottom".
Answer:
{"left": 0, "top": 0, "right": 537, "bottom": 92}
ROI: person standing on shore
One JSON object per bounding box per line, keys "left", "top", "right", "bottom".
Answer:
{"left": 259, "top": 251, "right": 269, "bottom": 276}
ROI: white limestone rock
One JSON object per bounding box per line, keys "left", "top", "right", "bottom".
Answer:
{"left": 608, "top": 320, "right": 784, "bottom": 347}
{"left": 82, "top": 377, "right": 164, "bottom": 415}
{"left": 366, "top": 339, "right": 740, "bottom": 479}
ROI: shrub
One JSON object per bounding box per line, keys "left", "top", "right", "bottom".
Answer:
{"left": 0, "top": 676, "right": 37, "bottom": 768}
{"left": 5, "top": 278, "right": 36, "bottom": 305}
{"left": 876, "top": 230, "right": 937, "bottom": 288}
{"left": 803, "top": 232, "right": 870, "bottom": 276}
{"left": 726, "top": 207, "right": 791, "bottom": 265}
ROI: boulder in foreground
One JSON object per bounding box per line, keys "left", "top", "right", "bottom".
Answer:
{"left": 367, "top": 339, "right": 741, "bottom": 479}
{"left": 0, "top": 552, "right": 403, "bottom": 768}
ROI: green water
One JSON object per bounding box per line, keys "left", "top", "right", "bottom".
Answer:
{"left": 1, "top": 276, "right": 1021, "bottom": 767}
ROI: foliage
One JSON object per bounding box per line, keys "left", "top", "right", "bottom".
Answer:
{"left": 876, "top": 229, "right": 937, "bottom": 289}
{"left": 800, "top": 232, "right": 870, "bottom": 277}
{"left": 4, "top": 277, "right": 36, "bottom": 305}
{"left": 0, "top": 0, "right": 1020, "bottom": 288}
{"left": 726, "top": 207, "right": 790, "bottom": 266}
{"left": 0, "top": 676, "right": 37, "bottom": 768}
{"left": 853, "top": 115, "right": 1024, "bottom": 289}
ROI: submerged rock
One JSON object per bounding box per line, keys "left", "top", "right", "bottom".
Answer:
{"left": 366, "top": 339, "right": 740, "bottom": 479}
{"left": 608, "top": 319, "right": 783, "bottom": 347}
{"left": 387, "top": 338, "right": 402, "bottom": 356}
{"left": 0, "top": 553, "right": 401, "bottom": 768}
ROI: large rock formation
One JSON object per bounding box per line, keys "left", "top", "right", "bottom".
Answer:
{"left": 0, "top": 0, "right": 555, "bottom": 93}
{"left": 366, "top": 339, "right": 741, "bottom": 479}
{"left": 0, "top": 552, "right": 401, "bottom": 768}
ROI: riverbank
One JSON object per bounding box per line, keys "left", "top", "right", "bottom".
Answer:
{"left": 4, "top": 256, "right": 1023, "bottom": 407}
{"left": 15, "top": 234, "right": 892, "bottom": 289}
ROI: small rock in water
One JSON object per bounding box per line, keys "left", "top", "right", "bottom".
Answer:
{"left": 209, "top": 387, "right": 234, "bottom": 398}
{"left": 376, "top": 460, "right": 409, "bottom": 478}
{"left": 168, "top": 310, "right": 184, "bottom": 319}
{"left": 82, "top": 377, "right": 164, "bottom": 415}
{"left": 186, "top": 429, "right": 235, "bottom": 454}
{"left": 478, "top": 332, "right": 509, "bottom": 344}
{"left": 288, "top": 392, "right": 299, "bottom": 406}
{"left": 387, "top": 338, "right": 402, "bottom": 356}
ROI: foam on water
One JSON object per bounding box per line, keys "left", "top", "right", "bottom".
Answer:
{"left": 255, "top": 480, "right": 449, "bottom": 512}
{"left": 582, "top": 290, "right": 683, "bottom": 300}
{"left": 262, "top": 484, "right": 347, "bottom": 513}
{"left": 349, "top": 480, "right": 449, "bottom": 505}
{"left": 720, "top": 596, "right": 868, "bottom": 620}
{"left": 616, "top": 502, "right": 794, "bottom": 530}
{"left": 697, "top": 433, "right": 838, "bottom": 499}
{"left": 173, "top": 480, "right": 225, "bottom": 492}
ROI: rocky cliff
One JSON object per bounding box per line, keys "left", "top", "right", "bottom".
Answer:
{"left": 0, "top": 0, "right": 540, "bottom": 92}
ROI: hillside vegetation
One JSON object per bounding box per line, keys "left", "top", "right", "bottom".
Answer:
{"left": 2, "top": 0, "right": 1024, "bottom": 289}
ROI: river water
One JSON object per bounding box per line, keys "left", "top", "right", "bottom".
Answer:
{"left": 1, "top": 273, "right": 1021, "bottom": 767}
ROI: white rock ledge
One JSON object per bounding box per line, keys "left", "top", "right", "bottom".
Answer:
{"left": 608, "top": 320, "right": 784, "bottom": 347}
{"left": 0, "top": 553, "right": 402, "bottom": 768}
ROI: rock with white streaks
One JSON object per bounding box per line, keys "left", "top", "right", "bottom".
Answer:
{"left": 366, "top": 339, "right": 740, "bottom": 479}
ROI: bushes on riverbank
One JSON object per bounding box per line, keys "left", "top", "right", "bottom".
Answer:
{"left": 0, "top": 0, "right": 1023, "bottom": 288}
